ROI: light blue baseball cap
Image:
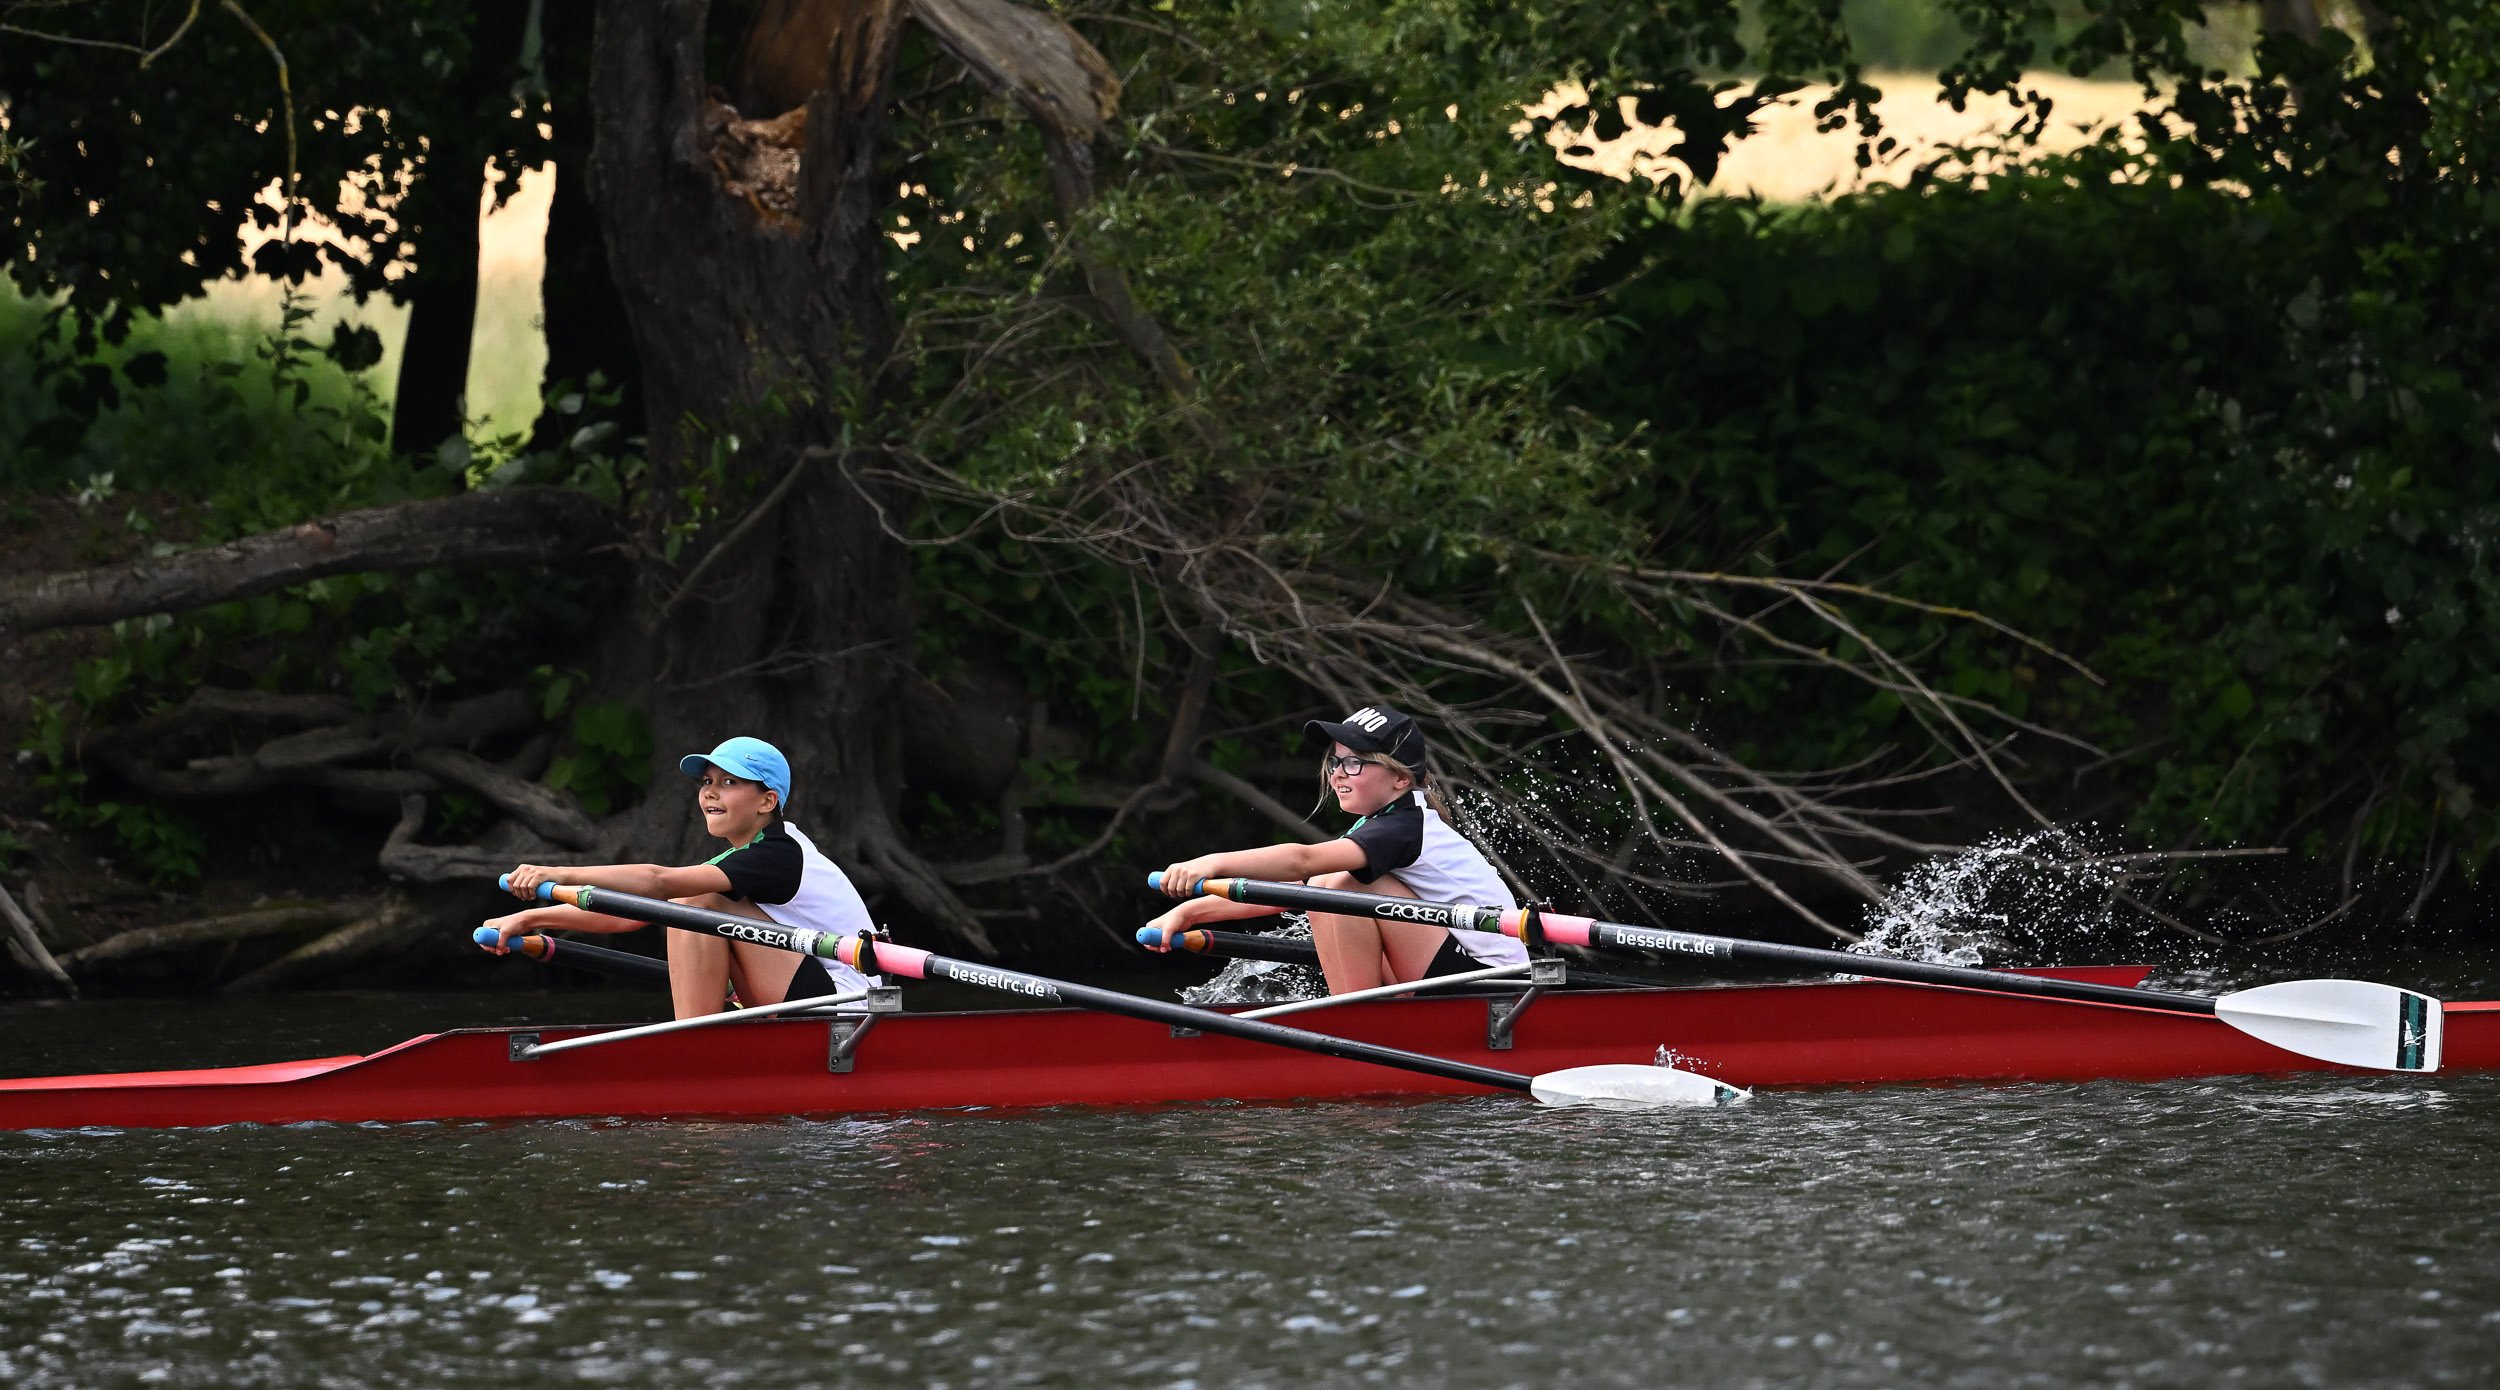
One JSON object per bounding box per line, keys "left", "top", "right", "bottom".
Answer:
{"left": 679, "top": 736, "right": 792, "bottom": 803}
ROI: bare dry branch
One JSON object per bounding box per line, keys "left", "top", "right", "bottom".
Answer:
{"left": 0, "top": 488, "right": 619, "bottom": 635}
{"left": 62, "top": 901, "right": 363, "bottom": 969}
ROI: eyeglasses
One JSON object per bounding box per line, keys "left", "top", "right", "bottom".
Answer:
{"left": 1324, "top": 755, "right": 1379, "bottom": 777}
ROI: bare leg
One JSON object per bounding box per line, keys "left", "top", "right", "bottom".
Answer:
{"left": 1306, "top": 871, "right": 1448, "bottom": 993}
{"left": 663, "top": 893, "right": 803, "bottom": 1019}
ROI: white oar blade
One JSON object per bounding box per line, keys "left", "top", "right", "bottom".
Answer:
{"left": 2215, "top": 979, "right": 2444, "bottom": 1073}
{"left": 1530, "top": 1065, "right": 1751, "bottom": 1110}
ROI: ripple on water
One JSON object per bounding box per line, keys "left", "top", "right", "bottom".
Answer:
{"left": 2, "top": 1071, "right": 2497, "bottom": 1387}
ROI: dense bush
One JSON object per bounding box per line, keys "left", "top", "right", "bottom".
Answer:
{"left": 1573, "top": 31, "right": 2500, "bottom": 906}
{"left": 0, "top": 293, "right": 631, "bottom": 885}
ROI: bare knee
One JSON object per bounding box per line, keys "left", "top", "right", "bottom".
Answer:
{"left": 1311, "top": 870, "right": 1413, "bottom": 899}
{"left": 671, "top": 891, "right": 751, "bottom": 914}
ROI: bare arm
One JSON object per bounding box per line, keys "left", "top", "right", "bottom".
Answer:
{"left": 503, "top": 861, "right": 733, "bottom": 902}
{"left": 480, "top": 905, "right": 654, "bottom": 952}
{"left": 1138, "top": 894, "right": 1285, "bottom": 950}
{"left": 1155, "top": 839, "right": 1369, "bottom": 900}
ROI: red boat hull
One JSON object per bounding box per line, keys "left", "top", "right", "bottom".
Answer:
{"left": 6, "top": 969, "right": 2493, "bottom": 1129}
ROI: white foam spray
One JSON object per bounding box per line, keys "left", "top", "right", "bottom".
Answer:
{"left": 1852, "top": 828, "right": 2136, "bottom": 966}
{"left": 1181, "top": 914, "right": 1325, "bottom": 1006}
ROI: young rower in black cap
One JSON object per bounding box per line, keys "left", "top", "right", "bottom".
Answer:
{"left": 1144, "top": 703, "right": 1527, "bottom": 993}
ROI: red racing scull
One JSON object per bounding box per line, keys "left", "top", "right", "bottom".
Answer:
{"left": 6, "top": 966, "right": 2495, "bottom": 1130}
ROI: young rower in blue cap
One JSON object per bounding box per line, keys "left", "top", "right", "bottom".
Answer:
{"left": 1142, "top": 703, "right": 1527, "bottom": 993}
{"left": 486, "top": 736, "right": 881, "bottom": 1019}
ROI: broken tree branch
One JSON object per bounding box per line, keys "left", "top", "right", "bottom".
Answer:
{"left": 61, "top": 901, "right": 364, "bottom": 969}
{"left": 0, "top": 883, "right": 76, "bottom": 996}
{"left": 0, "top": 488, "right": 619, "bottom": 635}
{"left": 219, "top": 895, "right": 430, "bottom": 994}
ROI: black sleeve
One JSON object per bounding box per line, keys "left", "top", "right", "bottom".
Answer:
{"left": 1343, "top": 803, "right": 1423, "bottom": 885}
{"left": 714, "top": 829, "right": 804, "bottom": 905}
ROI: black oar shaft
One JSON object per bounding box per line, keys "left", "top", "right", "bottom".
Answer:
{"left": 848, "top": 938, "right": 1534, "bottom": 1094}
{"left": 1174, "top": 928, "right": 1324, "bottom": 964}
{"left": 1162, "top": 927, "right": 1664, "bottom": 992}
{"left": 1197, "top": 877, "right": 2219, "bottom": 1017}
{"left": 514, "top": 933, "right": 672, "bottom": 985}
{"left": 1575, "top": 920, "right": 2215, "bottom": 1014}
{"left": 516, "top": 879, "right": 1534, "bottom": 1095}
{"left": 540, "top": 884, "right": 849, "bottom": 960}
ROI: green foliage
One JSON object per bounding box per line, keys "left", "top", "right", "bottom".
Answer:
{"left": 544, "top": 700, "right": 654, "bottom": 819}
{"left": 883, "top": 0, "right": 1701, "bottom": 757}
{"left": 460, "top": 373, "right": 645, "bottom": 503}
{"left": 0, "top": 285, "right": 402, "bottom": 501}
{"left": 0, "top": 1, "right": 535, "bottom": 350}
{"left": 859, "top": 0, "right": 2500, "bottom": 913}
{"left": 1569, "top": 11, "right": 2500, "bottom": 877}
{"left": 6, "top": 292, "right": 630, "bottom": 876}
{"left": 16, "top": 697, "right": 206, "bottom": 885}
{"left": 87, "top": 801, "right": 209, "bottom": 886}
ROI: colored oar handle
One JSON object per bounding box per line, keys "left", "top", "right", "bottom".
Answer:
{"left": 1134, "top": 926, "right": 1215, "bottom": 953}
{"left": 493, "top": 873, "right": 563, "bottom": 902}
{"left": 1147, "top": 871, "right": 1165, "bottom": 892}
{"left": 474, "top": 927, "right": 672, "bottom": 985}
{"left": 495, "top": 874, "right": 560, "bottom": 902}
{"left": 474, "top": 928, "right": 557, "bottom": 962}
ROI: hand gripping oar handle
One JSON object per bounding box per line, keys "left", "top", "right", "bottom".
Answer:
{"left": 473, "top": 926, "right": 672, "bottom": 985}
{"left": 1138, "top": 926, "right": 1323, "bottom": 965}
{"left": 1183, "top": 876, "right": 2223, "bottom": 1018}
{"left": 500, "top": 876, "right": 1529, "bottom": 1092}
{"left": 832, "top": 935, "right": 1533, "bottom": 1094}
{"left": 495, "top": 876, "right": 850, "bottom": 962}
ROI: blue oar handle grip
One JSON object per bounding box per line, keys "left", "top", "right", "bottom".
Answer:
{"left": 1135, "top": 926, "right": 1170, "bottom": 950}
{"left": 494, "top": 873, "right": 558, "bottom": 902}
{"left": 1146, "top": 871, "right": 1165, "bottom": 892}
{"left": 473, "top": 925, "right": 503, "bottom": 951}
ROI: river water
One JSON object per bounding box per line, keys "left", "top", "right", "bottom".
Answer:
{"left": 3, "top": 982, "right": 2497, "bottom": 1388}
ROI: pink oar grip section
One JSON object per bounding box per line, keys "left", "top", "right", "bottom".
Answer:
{"left": 1500, "top": 910, "right": 1596, "bottom": 946}
{"left": 842, "top": 937, "right": 931, "bottom": 979}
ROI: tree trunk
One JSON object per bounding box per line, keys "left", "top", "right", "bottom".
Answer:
{"left": 389, "top": 1, "right": 534, "bottom": 458}
{"left": 389, "top": 198, "right": 483, "bottom": 458}
{"left": 535, "top": 0, "right": 643, "bottom": 444}
{"left": 587, "top": 0, "right": 988, "bottom": 950}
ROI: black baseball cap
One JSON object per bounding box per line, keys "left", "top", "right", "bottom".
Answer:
{"left": 1303, "top": 702, "right": 1430, "bottom": 771}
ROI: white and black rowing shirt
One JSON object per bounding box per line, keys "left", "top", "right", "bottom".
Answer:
{"left": 707, "top": 821, "right": 882, "bottom": 995}
{"left": 1342, "top": 793, "right": 1529, "bottom": 966}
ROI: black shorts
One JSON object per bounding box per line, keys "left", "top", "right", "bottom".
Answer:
{"left": 782, "top": 956, "right": 845, "bottom": 1000}
{"left": 1421, "top": 934, "right": 1481, "bottom": 979}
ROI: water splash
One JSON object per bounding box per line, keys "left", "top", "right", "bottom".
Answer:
{"left": 1854, "top": 829, "right": 2134, "bottom": 966}
{"left": 1181, "top": 915, "right": 1324, "bottom": 1006}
